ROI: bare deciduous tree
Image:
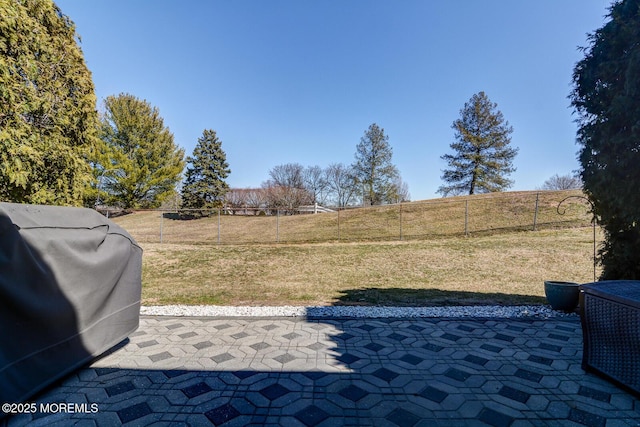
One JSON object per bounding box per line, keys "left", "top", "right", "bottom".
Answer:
{"left": 325, "top": 163, "right": 360, "bottom": 208}
{"left": 269, "top": 163, "right": 305, "bottom": 189}
{"left": 245, "top": 188, "right": 268, "bottom": 211}
{"left": 225, "top": 188, "right": 248, "bottom": 214}
{"left": 303, "top": 165, "right": 329, "bottom": 205}
{"left": 541, "top": 174, "right": 582, "bottom": 191}
{"left": 389, "top": 177, "right": 411, "bottom": 203}
{"left": 262, "top": 183, "right": 312, "bottom": 213}
{"left": 264, "top": 163, "right": 313, "bottom": 212}
{"left": 225, "top": 188, "right": 268, "bottom": 214}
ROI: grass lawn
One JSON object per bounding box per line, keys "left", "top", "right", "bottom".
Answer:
{"left": 140, "top": 226, "right": 599, "bottom": 307}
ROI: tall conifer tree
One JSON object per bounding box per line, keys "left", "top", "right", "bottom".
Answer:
{"left": 181, "top": 129, "right": 230, "bottom": 212}
{"left": 438, "top": 92, "right": 518, "bottom": 196}
{"left": 571, "top": 0, "right": 640, "bottom": 279}
{"left": 352, "top": 123, "right": 399, "bottom": 205}
{"left": 0, "top": 0, "right": 99, "bottom": 205}
{"left": 98, "top": 93, "right": 184, "bottom": 209}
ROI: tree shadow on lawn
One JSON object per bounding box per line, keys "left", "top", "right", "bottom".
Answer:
{"left": 333, "top": 287, "right": 547, "bottom": 307}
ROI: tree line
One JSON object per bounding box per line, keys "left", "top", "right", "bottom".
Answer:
{"left": 11, "top": 0, "right": 639, "bottom": 282}
{"left": 226, "top": 160, "right": 410, "bottom": 214}
{"left": 0, "top": 0, "right": 522, "bottom": 213}
{"left": 180, "top": 122, "right": 410, "bottom": 216}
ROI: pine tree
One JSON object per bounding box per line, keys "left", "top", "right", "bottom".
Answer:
{"left": 571, "top": 0, "right": 640, "bottom": 279}
{"left": 352, "top": 123, "right": 399, "bottom": 205}
{"left": 181, "top": 129, "right": 230, "bottom": 214}
{"left": 98, "top": 93, "right": 184, "bottom": 209}
{"left": 438, "top": 92, "right": 518, "bottom": 196}
{"left": 0, "top": 0, "right": 99, "bottom": 205}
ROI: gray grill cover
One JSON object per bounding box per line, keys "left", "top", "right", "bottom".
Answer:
{"left": 0, "top": 202, "right": 142, "bottom": 404}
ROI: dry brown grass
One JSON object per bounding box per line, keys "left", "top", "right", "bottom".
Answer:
{"left": 139, "top": 227, "right": 600, "bottom": 307}
{"left": 114, "top": 189, "right": 592, "bottom": 245}
{"left": 111, "top": 190, "right": 598, "bottom": 307}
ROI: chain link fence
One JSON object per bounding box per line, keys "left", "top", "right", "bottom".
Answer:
{"left": 111, "top": 190, "right": 593, "bottom": 245}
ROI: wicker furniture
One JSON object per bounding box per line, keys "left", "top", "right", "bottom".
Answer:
{"left": 580, "top": 280, "right": 640, "bottom": 396}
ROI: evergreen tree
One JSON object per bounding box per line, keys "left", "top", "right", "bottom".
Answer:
{"left": 438, "top": 92, "right": 518, "bottom": 196}
{"left": 571, "top": 0, "right": 640, "bottom": 279}
{"left": 181, "top": 129, "right": 230, "bottom": 212}
{"left": 0, "top": 0, "right": 99, "bottom": 205}
{"left": 98, "top": 93, "right": 184, "bottom": 209}
{"left": 352, "top": 123, "right": 399, "bottom": 205}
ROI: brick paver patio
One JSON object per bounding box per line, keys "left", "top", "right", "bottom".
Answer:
{"left": 2, "top": 315, "right": 639, "bottom": 426}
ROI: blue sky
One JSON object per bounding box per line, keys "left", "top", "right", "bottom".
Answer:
{"left": 56, "top": 0, "right": 611, "bottom": 201}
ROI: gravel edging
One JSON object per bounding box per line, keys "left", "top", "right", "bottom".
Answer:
{"left": 140, "top": 305, "right": 579, "bottom": 319}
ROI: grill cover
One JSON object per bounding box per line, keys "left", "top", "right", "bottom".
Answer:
{"left": 0, "top": 202, "right": 142, "bottom": 405}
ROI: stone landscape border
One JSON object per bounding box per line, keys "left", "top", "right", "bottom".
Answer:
{"left": 141, "top": 305, "right": 579, "bottom": 319}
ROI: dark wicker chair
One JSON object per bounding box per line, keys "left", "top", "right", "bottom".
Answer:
{"left": 580, "top": 280, "right": 640, "bottom": 396}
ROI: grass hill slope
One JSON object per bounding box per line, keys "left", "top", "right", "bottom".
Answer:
{"left": 115, "top": 190, "right": 592, "bottom": 245}
{"left": 112, "top": 190, "right": 599, "bottom": 307}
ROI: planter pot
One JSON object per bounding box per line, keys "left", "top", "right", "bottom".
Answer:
{"left": 544, "top": 281, "right": 580, "bottom": 311}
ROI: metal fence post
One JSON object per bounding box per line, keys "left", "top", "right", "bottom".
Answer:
{"left": 217, "top": 209, "right": 221, "bottom": 245}
{"left": 399, "top": 203, "right": 403, "bottom": 241}
{"left": 160, "top": 211, "right": 163, "bottom": 243}
{"left": 465, "top": 199, "right": 469, "bottom": 237}
{"left": 276, "top": 210, "right": 280, "bottom": 243}
{"left": 533, "top": 192, "right": 540, "bottom": 231}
